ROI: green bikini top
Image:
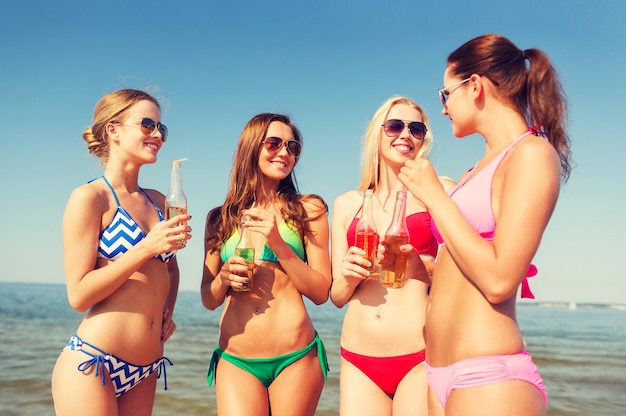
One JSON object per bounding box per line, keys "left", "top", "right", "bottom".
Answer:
{"left": 220, "top": 221, "right": 306, "bottom": 263}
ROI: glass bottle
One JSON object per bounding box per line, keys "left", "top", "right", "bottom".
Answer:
{"left": 379, "top": 188, "right": 410, "bottom": 288}
{"left": 165, "top": 158, "right": 188, "bottom": 246}
{"left": 234, "top": 213, "right": 254, "bottom": 292}
{"left": 355, "top": 189, "right": 378, "bottom": 271}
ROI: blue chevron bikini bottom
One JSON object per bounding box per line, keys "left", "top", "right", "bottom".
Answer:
{"left": 64, "top": 335, "right": 173, "bottom": 397}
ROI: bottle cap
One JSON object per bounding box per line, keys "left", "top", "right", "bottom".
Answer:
{"left": 172, "top": 157, "right": 188, "bottom": 166}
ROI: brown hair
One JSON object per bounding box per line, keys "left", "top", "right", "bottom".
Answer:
{"left": 82, "top": 89, "right": 160, "bottom": 164}
{"left": 205, "top": 113, "right": 327, "bottom": 254}
{"left": 447, "top": 34, "right": 572, "bottom": 181}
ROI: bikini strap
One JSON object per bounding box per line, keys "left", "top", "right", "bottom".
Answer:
{"left": 504, "top": 129, "right": 535, "bottom": 152}
{"left": 101, "top": 176, "right": 121, "bottom": 207}
{"left": 450, "top": 129, "right": 535, "bottom": 195}
{"left": 157, "top": 356, "right": 174, "bottom": 391}
{"left": 101, "top": 176, "right": 163, "bottom": 220}
{"left": 140, "top": 188, "right": 165, "bottom": 220}
{"left": 314, "top": 332, "right": 329, "bottom": 380}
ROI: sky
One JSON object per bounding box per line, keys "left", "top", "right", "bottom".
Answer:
{"left": 1, "top": 0, "right": 625, "bottom": 304}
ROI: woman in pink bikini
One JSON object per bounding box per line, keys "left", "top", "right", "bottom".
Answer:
{"left": 396, "top": 34, "right": 572, "bottom": 415}
{"left": 330, "top": 96, "right": 455, "bottom": 415}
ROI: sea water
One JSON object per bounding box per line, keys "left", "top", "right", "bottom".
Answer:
{"left": 0, "top": 282, "right": 624, "bottom": 415}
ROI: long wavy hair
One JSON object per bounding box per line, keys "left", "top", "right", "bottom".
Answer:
{"left": 447, "top": 33, "right": 572, "bottom": 181}
{"left": 358, "top": 96, "right": 433, "bottom": 192}
{"left": 205, "top": 113, "right": 327, "bottom": 254}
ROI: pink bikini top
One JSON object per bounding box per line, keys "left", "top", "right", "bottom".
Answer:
{"left": 431, "top": 130, "right": 537, "bottom": 298}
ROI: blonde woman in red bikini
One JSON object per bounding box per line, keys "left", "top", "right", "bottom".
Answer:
{"left": 331, "top": 96, "right": 455, "bottom": 416}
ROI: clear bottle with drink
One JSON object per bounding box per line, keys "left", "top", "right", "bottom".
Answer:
{"left": 234, "top": 213, "right": 254, "bottom": 292}
{"left": 355, "top": 189, "right": 378, "bottom": 271}
{"left": 165, "top": 158, "right": 188, "bottom": 246}
{"left": 379, "top": 189, "right": 410, "bottom": 288}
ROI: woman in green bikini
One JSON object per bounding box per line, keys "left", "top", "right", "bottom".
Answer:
{"left": 201, "top": 113, "right": 332, "bottom": 415}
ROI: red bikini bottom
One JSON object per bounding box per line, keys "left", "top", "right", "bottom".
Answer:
{"left": 340, "top": 346, "right": 426, "bottom": 396}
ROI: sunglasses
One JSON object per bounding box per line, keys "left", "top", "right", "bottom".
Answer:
{"left": 113, "top": 118, "right": 168, "bottom": 142}
{"left": 438, "top": 77, "right": 471, "bottom": 106}
{"left": 382, "top": 119, "right": 428, "bottom": 140}
{"left": 262, "top": 136, "right": 302, "bottom": 158}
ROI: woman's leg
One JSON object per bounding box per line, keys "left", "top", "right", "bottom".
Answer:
{"left": 268, "top": 348, "right": 326, "bottom": 416}
{"left": 393, "top": 362, "right": 428, "bottom": 416}
{"left": 338, "top": 356, "right": 391, "bottom": 416}
{"left": 51, "top": 350, "right": 118, "bottom": 416}
{"left": 117, "top": 371, "right": 158, "bottom": 416}
{"left": 214, "top": 358, "right": 270, "bottom": 416}
{"left": 427, "top": 387, "right": 446, "bottom": 416}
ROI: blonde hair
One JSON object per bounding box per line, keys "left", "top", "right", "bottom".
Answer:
{"left": 82, "top": 89, "right": 160, "bottom": 164}
{"left": 358, "top": 96, "right": 433, "bottom": 192}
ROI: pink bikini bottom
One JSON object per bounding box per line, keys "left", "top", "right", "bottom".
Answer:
{"left": 425, "top": 351, "right": 547, "bottom": 408}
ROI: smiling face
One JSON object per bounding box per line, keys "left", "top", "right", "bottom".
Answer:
{"left": 258, "top": 120, "right": 298, "bottom": 183}
{"left": 108, "top": 100, "right": 164, "bottom": 165}
{"left": 379, "top": 103, "right": 425, "bottom": 166}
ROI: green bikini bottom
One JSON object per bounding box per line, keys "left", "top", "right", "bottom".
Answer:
{"left": 207, "top": 332, "right": 329, "bottom": 387}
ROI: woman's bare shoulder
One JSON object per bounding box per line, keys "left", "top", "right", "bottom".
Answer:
{"left": 437, "top": 176, "right": 457, "bottom": 193}
{"left": 67, "top": 180, "right": 107, "bottom": 206}
{"left": 332, "top": 189, "right": 362, "bottom": 210}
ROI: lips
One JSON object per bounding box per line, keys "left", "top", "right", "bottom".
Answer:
{"left": 392, "top": 143, "right": 413, "bottom": 154}
{"left": 145, "top": 141, "right": 160, "bottom": 152}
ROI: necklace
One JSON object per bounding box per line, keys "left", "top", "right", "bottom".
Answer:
{"left": 375, "top": 192, "right": 392, "bottom": 213}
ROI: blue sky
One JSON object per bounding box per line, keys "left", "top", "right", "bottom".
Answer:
{"left": 1, "top": 0, "right": 624, "bottom": 304}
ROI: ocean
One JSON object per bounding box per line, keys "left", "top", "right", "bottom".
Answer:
{"left": 0, "top": 282, "right": 624, "bottom": 415}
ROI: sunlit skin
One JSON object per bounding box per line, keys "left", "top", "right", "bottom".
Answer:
{"left": 390, "top": 67, "right": 561, "bottom": 415}
{"left": 330, "top": 102, "right": 455, "bottom": 416}
{"left": 201, "top": 120, "right": 332, "bottom": 416}
{"left": 258, "top": 121, "right": 298, "bottom": 185}
{"left": 51, "top": 99, "right": 191, "bottom": 416}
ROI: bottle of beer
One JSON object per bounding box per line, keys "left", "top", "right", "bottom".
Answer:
{"left": 379, "top": 189, "right": 409, "bottom": 288}
{"left": 355, "top": 189, "right": 378, "bottom": 271}
{"left": 165, "top": 158, "right": 188, "bottom": 246}
{"left": 234, "top": 213, "right": 254, "bottom": 292}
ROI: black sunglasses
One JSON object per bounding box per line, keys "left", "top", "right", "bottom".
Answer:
{"left": 262, "top": 136, "right": 302, "bottom": 158}
{"left": 382, "top": 119, "right": 428, "bottom": 140}
{"left": 438, "top": 77, "right": 471, "bottom": 106}
{"left": 113, "top": 118, "right": 168, "bottom": 142}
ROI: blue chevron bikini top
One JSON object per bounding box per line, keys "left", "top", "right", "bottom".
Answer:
{"left": 94, "top": 177, "right": 175, "bottom": 263}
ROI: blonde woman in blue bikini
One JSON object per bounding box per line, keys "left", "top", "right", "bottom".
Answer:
{"left": 201, "top": 113, "right": 332, "bottom": 416}
{"left": 51, "top": 89, "right": 191, "bottom": 415}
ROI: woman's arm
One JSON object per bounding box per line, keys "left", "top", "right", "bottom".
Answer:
{"left": 279, "top": 197, "right": 332, "bottom": 305}
{"left": 63, "top": 185, "right": 185, "bottom": 312}
{"left": 400, "top": 139, "right": 561, "bottom": 304}
{"left": 245, "top": 197, "right": 332, "bottom": 305}
{"left": 200, "top": 212, "right": 231, "bottom": 310}
{"left": 329, "top": 191, "right": 370, "bottom": 308}
{"left": 148, "top": 188, "right": 183, "bottom": 342}
{"left": 161, "top": 256, "right": 180, "bottom": 342}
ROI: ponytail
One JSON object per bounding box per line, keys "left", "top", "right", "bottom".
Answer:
{"left": 448, "top": 34, "right": 572, "bottom": 181}
{"left": 524, "top": 48, "right": 572, "bottom": 181}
